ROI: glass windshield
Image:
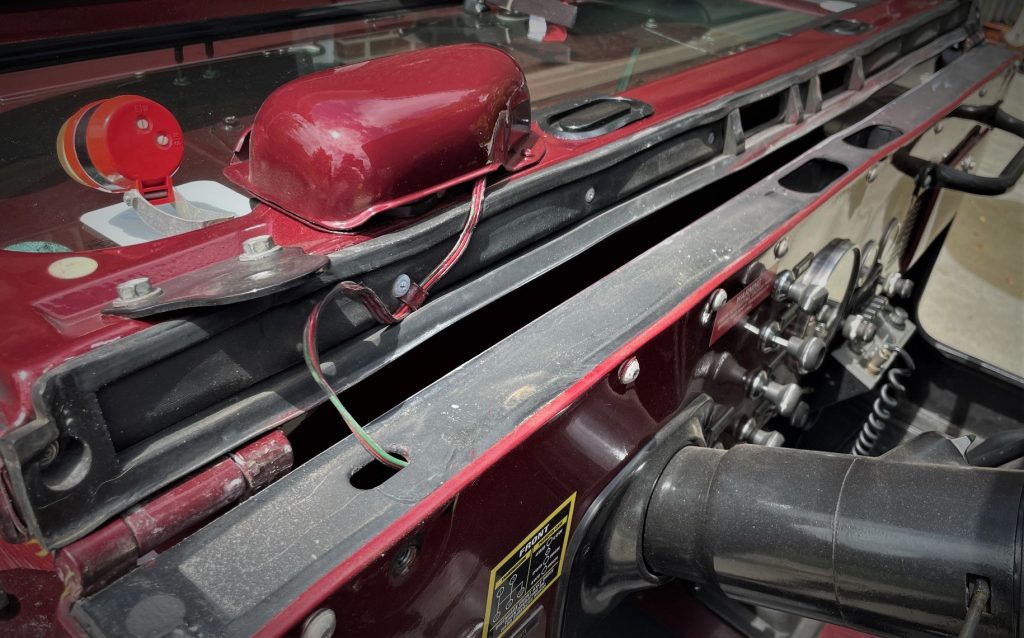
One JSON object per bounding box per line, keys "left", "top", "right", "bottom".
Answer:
{"left": 0, "top": 0, "right": 817, "bottom": 252}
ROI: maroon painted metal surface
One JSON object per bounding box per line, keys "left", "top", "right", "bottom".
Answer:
{"left": 225, "top": 44, "right": 539, "bottom": 230}
{"left": 54, "top": 430, "right": 292, "bottom": 597}
{"left": 0, "top": 4, "right": 979, "bottom": 635}
{"left": 240, "top": 56, "right": 1015, "bottom": 637}
{"left": 0, "top": 0, "right": 950, "bottom": 437}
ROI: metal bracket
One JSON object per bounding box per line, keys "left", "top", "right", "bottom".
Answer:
{"left": 103, "top": 238, "right": 329, "bottom": 317}
{"left": 124, "top": 189, "right": 235, "bottom": 236}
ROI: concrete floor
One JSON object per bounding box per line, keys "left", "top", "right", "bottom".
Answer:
{"left": 917, "top": 69, "right": 1024, "bottom": 381}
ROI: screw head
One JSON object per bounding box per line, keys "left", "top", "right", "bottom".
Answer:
{"left": 391, "top": 274, "right": 412, "bottom": 299}
{"left": 617, "top": 357, "right": 640, "bottom": 385}
{"left": 866, "top": 166, "right": 878, "bottom": 183}
{"left": 39, "top": 441, "right": 59, "bottom": 466}
{"left": 933, "top": 122, "right": 944, "bottom": 134}
{"left": 301, "top": 609, "right": 336, "bottom": 638}
{"left": 773, "top": 237, "right": 789, "bottom": 258}
{"left": 222, "top": 115, "right": 240, "bottom": 129}
{"left": 979, "top": 87, "right": 988, "bottom": 98}
{"left": 584, "top": 187, "right": 596, "bottom": 203}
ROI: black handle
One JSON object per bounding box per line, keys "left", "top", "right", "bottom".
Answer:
{"left": 893, "top": 103, "right": 1024, "bottom": 196}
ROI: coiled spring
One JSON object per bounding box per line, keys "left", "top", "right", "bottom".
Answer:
{"left": 853, "top": 347, "right": 916, "bottom": 456}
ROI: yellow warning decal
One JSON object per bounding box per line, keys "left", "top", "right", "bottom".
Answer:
{"left": 482, "top": 493, "right": 576, "bottom": 638}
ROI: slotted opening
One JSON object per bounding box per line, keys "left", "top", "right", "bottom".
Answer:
{"left": 844, "top": 124, "right": 903, "bottom": 149}
{"left": 350, "top": 453, "right": 408, "bottom": 489}
{"left": 779, "top": 158, "right": 848, "bottom": 193}
{"left": 819, "top": 63, "right": 851, "bottom": 101}
{"left": 739, "top": 91, "right": 786, "bottom": 136}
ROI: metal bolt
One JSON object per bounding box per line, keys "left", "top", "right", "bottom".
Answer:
{"left": 979, "top": 87, "right": 988, "bottom": 98}
{"left": 709, "top": 289, "right": 728, "bottom": 311}
{"left": 117, "top": 277, "right": 154, "bottom": 300}
{"left": 239, "top": 235, "right": 280, "bottom": 261}
{"left": 392, "top": 274, "right": 412, "bottom": 299}
{"left": 933, "top": 123, "right": 944, "bottom": 134}
{"left": 701, "top": 288, "right": 728, "bottom": 325}
{"left": 617, "top": 357, "right": 641, "bottom": 385}
{"left": 866, "top": 166, "right": 878, "bottom": 183}
{"left": 773, "top": 237, "right": 789, "bottom": 258}
{"left": 584, "top": 187, "right": 596, "bottom": 203}
{"left": 39, "top": 441, "right": 59, "bottom": 466}
{"left": 960, "top": 155, "right": 976, "bottom": 173}
{"left": 887, "top": 306, "right": 909, "bottom": 329}
{"left": 301, "top": 609, "right": 336, "bottom": 638}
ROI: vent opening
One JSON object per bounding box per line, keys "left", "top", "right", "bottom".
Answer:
{"left": 739, "top": 92, "right": 786, "bottom": 136}
{"left": 844, "top": 125, "right": 903, "bottom": 149}
{"left": 779, "top": 158, "right": 848, "bottom": 193}
{"left": 820, "top": 64, "right": 851, "bottom": 101}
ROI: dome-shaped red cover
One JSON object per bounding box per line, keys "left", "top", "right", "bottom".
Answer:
{"left": 225, "top": 44, "right": 536, "bottom": 231}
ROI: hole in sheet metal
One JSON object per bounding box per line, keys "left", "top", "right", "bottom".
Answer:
{"left": 350, "top": 452, "right": 407, "bottom": 489}
{"left": 844, "top": 124, "right": 903, "bottom": 149}
{"left": 778, "top": 158, "right": 847, "bottom": 193}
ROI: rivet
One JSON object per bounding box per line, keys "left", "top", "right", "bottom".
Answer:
{"left": 584, "top": 187, "right": 596, "bottom": 203}
{"left": 933, "top": 122, "right": 944, "bottom": 134}
{"left": 701, "top": 288, "right": 728, "bottom": 325}
{"left": 773, "top": 237, "right": 789, "bottom": 258}
{"left": 866, "top": 166, "right": 878, "bottom": 183}
{"left": 301, "top": 609, "right": 336, "bottom": 638}
{"left": 979, "top": 87, "right": 988, "bottom": 98}
{"left": 617, "top": 357, "right": 640, "bottom": 385}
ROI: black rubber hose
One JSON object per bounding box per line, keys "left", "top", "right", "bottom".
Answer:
{"left": 643, "top": 433, "right": 1024, "bottom": 638}
{"left": 967, "top": 430, "right": 1024, "bottom": 467}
